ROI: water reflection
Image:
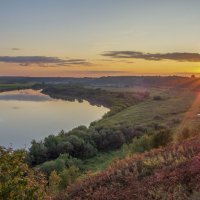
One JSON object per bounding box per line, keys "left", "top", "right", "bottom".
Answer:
{"left": 0, "top": 89, "right": 52, "bottom": 101}
{"left": 0, "top": 89, "right": 109, "bottom": 149}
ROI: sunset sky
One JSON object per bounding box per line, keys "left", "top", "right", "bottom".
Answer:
{"left": 0, "top": 0, "right": 200, "bottom": 77}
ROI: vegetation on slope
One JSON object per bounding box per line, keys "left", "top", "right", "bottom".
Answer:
{"left": 27, "top": 83, "right": 200, "bottom": 198}
{"left": 0, "top": 146, "right": 47, "bottom": 200}
{"left": 60, "top": 135, "right": 200, "bottom": 200}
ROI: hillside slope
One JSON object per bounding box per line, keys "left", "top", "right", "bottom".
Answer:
{"left": 57, "top": 136, "right": 200, "bottom": 200}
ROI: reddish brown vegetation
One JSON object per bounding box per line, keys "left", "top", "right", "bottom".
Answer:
{"left": 55, "top": 137, "right": 200, "bottom": 200}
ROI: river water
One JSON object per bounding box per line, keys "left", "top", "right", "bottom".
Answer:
{"left": 0, "top": 89, "right": 109, "bottom": 149}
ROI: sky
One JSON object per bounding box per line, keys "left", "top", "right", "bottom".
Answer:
{"left": 0, "top": 0, "right": 200, "bottom": 77}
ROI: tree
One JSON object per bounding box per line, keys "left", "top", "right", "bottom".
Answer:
{"left": 48, "top": 170, "right": 61, "bottom": 195}
{"left": 0, "top": 146, "right": 47, "bottom": 200}
{"left": 67, "top": 135, "right": 84, "bottom": 157}
{"left": 82, "top": 142, "right": 97, "bottom": 158}
{"left": 44, "top": 135, "right": 61, "bottom": 159}
{"left": 151, "top": 129, "right": 172, "bottom": 148}
{"left": 28, "top": 140, "right": 47, "bottom": 165}
{"left": 59, "top": 166, "right": 80, "bottom": 190}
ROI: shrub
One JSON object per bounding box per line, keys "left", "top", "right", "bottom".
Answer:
{"left": 153, "top": 95, "right": 162, "bottom": 101}
{"left": 48, "top": 170, "right": 61, "bottom": 195}
{"left": 126, "top": 129, "right": 172, "bottom": 154}
{"left": 129, "top": 134, "right": 152, "bottom": 153}
{"left": 59, "top": 166, "right": 80, "bottom": 190}
{"left": 0, "top": 146, "right": 47, "bottom": 199}
{"left": 151, "top": 129, "right": 172, "bottom": 148}
{"left": 39, "top": 159, "right": 65, "bottom": 175}
{"left": 28, "top": 140, "right": 47, "bottom": 165}
{"left": 39, "top": 154, "right": 83, "bottom": 175}
{"left": 177, "top": 127, "right": 200, "bottom": 143}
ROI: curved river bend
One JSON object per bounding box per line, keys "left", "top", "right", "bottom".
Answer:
{"left": 0, "top": 89, "right": 109, "bottom": 149}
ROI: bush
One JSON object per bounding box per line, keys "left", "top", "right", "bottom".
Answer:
{"left": 39, "top": 154, "right": 83, "bottom": 175}
{"left": 39, "top": 159, "right": 65, "bottom": 175}
{"left": 129, "top": 134, "right": 152, "bottom": 153}
{"left": 48, "top": 170, "right": 61, "bottom": 195}
{"left": 92, "top": 128, "right": 125, "bottom": 151}
{"left": 28, "top": 140, "right": 47, "bottom": 165}
{"left": 0, "top": 146, "right": 47, "bottom": 199}
{"left": 177, "top": 127, "right": 200, "bottom": 142}
{"left": 153, "top": 96, "right": 162, "bottom": 101}
{"left": 151, "top": 129, "right": 172, "bottom": 148}
{"left": 59, "top": 166, "right": 80, "bottom": 190}
{"left": 126, "top": 129, "right": 172, "bottom": 154}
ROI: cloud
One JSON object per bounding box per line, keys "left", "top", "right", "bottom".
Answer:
{"left": 84, "top": 70, "right": 127, "bottom": 75}
{"left": 0, "top": 48, "right": 21, "bottom": 51}
{"left": 102, "top": 51, "right": 200, "bottom": 62}
{"left": 0, "top": 56, "right": 91, "bottom": 66}
{"left": 56, "top": 59, "right": 91, "bottom": 66}
{"left": 11, "top": 48, "right": 21, "bottom": 51}
{"left": 97, "top": 58, "right": 134, "bottom": 64}
{"left": 61, "top": 70, "right": 128, "bottom": 76}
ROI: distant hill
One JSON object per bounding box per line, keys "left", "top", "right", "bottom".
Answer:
{"left": 0, "top": 76, "right": 199, "bottom": 88}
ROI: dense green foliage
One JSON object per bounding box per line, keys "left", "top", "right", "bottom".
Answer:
{"left": 28, "top": 124, "right": 160, "bottom": 166}
{"left": 59, "top": 166, "right": 81, "bottom": 190}
{"left": 38, "top": 153, "right": 83, "bottom": 175}
{"left": 124, "top": 129, "right": 173, "bottom": 154}
{"left": 0, "top": 146, "right": 47, "bottom": 200}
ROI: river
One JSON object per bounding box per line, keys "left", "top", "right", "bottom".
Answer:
{"left": 0, "top": 89, "right": 109, "bottom": 149}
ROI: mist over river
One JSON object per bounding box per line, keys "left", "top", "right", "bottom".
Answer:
{"left": 0, "top": 89, "right": 109, "bottom": 149}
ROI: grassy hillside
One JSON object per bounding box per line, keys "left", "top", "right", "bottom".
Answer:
{"left": 97, "top": 88, "right": 198, "bottom": 131}
{"left": 43, "top": 84, "right": 200, "bottom": 199}
{"left": 61, "top": 135, "right": 200, "bottom": 200}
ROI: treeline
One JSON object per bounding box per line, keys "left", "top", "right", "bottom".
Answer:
{"left": 28, "top": 123, "right": 168, "bottom": 166}
{"left": 41, "top": 84, "right": 149, "bottom": 117}
{"left": 0, "top": 76, "right": 198, "bottom": 88}
{"left": 27, "top": 122, "right": 173, "bottom": 196}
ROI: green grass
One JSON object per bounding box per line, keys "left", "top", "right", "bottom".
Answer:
{"left": 97, "top": 88, "right": 197, "bottom": 130}
{"left": 82, "top": 150, "right": 126, "bottom": 172}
